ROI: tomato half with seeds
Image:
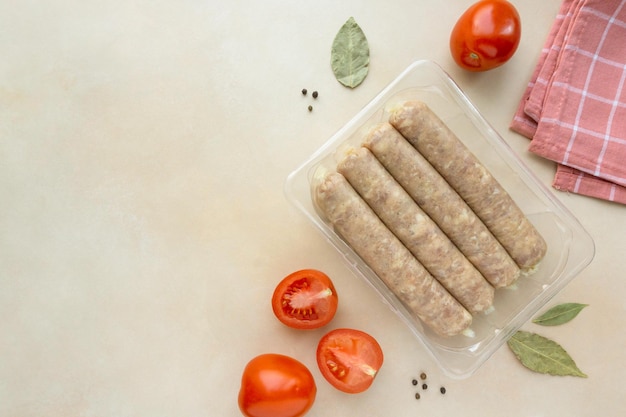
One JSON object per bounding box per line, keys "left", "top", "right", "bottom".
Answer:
{"left": 450, "top": 0, "right": 521, "bottom": 71}
{"left": 316, "top": 328, "right": 384, "bottom": 394}
{"left": 271, "top": 269, "right": 338, "bottom": 330}
{"left": 238, "top": 353, "right": 317, "bottom": 417}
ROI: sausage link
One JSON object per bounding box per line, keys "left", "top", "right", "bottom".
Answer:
{"left": 313, "top": 171, "right": 472, "bottom": 337}
{"left": 337, "top": 146, "right": 494, "bottom": 313}
{"left": 389, "top": 101, "right": 547, "bottom": 271}
{"left": 363, "top": 122, "right": 520, "bottom": 287}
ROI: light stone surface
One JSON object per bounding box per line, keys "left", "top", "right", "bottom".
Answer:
{"left": 2, "top": 1, "right": 624, "bottom": 416}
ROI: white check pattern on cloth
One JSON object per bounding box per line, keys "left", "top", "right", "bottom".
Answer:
{"left": 511, "top": 0, "right": 626, "bottom": 204}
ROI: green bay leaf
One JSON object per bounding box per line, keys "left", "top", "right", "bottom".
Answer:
{"left": 532, "top": 303, "right": 588, "bottom": 326}
{"left": 507, "top": 331, "right": 587, "bottom": 378}
{"left": 331, "top": 17, "right": 370, "bottom": 88}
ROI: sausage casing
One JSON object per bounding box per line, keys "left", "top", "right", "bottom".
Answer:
{"left": 363, "top": 122, "right": 520, "bottom": 287}
{"left": 337, "top": 146, "right": 494, "bottom": 313}
{"left": 389, "top": 101, "right": 547, "bottom": 271}
{"left": 313, "top": 171, "right": 473, "bottom": 337}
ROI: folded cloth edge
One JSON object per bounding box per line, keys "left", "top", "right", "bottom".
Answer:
{"left": 510, "top": 0, "right": 626, "bottom": 205}
{"left": 554, "top": 164, "right": 626, "bottom": 204}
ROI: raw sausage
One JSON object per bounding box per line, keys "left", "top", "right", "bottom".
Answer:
{"left": 313, "top": 171, "right": 473, "bottom": 337}
{"left": 389, "top": 101, "right": 547, "bottom": 271}
{"left": 337, "top": 146, "right": 494, "bottom": 313}
{"left": 363, "top": 123, "right": 520, "bottom": 287}
{"left": 313, "top": 171, "right": 473, "bottom": 336}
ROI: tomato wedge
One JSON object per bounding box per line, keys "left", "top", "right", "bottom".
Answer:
{"left": 316, "top": 328, "right": 384, "bottom": 394}
{"left": 271, "top": 269, "right": 338, "bottom": 330}
{"left": 238, "top": 353, "right": 317, "bottom": 417}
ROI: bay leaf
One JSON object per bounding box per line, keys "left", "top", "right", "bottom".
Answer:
{"left": 331, "top": 17, "right": 370, "bottom": 88}
{"left": 532, "top": 302, "right": 588, "bottom": 326}
{"left": 507, "top": 331, "right": 587, "bottom": 377}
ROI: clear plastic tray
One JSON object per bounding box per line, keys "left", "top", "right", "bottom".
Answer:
{"left": 284, "top": 60, "right": 595, "bottom": 379}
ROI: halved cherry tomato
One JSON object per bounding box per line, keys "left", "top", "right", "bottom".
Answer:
{"left": 271, "top": 269, "right": 338, "bottom": 330}
{"left": 238, "top": 353, "right": 317, "bottom": 417}
{"left": 450, "top": 0, "right": 521, "bottom": 71}
{"left": 316, "top": 328, "right": 384, "bottom": 394}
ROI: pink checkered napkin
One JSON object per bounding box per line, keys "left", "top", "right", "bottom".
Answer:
{"left": 511, "top": 0, "right": 626, "bottom": 205}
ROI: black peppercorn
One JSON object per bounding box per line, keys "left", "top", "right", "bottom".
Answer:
{"left": 415, "top": 393, "right": 421, "bottom": 400}
{"left": 411, "top": 379, "right": 418, "bottom": 386}
{"left": 422, "top": 383, "right": 428, "bottom": 390}
{"left": 312, "top": 91, "right": 318, "bottom": 99}
{"left": 302, "top": 88, "right": 307, "bottom": 95}
{"left": 440, "top": 386, "right": 446, "bottom": 394}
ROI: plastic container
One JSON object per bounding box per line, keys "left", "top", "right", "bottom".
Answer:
{"left": 284, "top": 60, "right": 595, "bottom": 379}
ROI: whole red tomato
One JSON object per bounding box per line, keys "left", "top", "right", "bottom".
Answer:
{"left": 271, "top": 269, "right": 338, "bottom": 330}
{"left": 238, "top": 353, "right": 316, "bottom": 417}
{"left": 450, "top": 0, "right": 521, "bottom": 71}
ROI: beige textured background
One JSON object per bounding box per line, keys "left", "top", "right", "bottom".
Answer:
{"left": 1, "top": 0, "right": 624, "bottom": 416}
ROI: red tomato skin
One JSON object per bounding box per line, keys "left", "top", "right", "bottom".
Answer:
{"left": 238, "top": 353, "right": 317, "bottom": 417}
{"left": 450, "top": 0, "right": 521, "bottom": 71}
{"left": 316, "top": 328, "right": 384, "bottom": 394}
{"left": 271, "top": 269, "right": 339, "bottom": 330}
